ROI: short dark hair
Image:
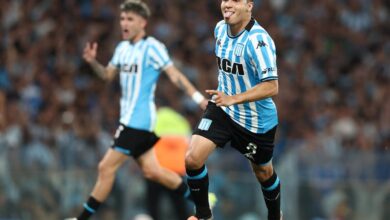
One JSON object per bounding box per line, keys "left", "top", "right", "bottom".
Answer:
{"left": 120, "top": 0, "right": 151, "bottom": 20}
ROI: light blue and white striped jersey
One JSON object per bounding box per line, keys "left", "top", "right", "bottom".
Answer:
{"left": 214, "top": 18, "right": 278, "bottom": 134}
{"left": 109, "top": 36, "right": 172, "bottom": 131}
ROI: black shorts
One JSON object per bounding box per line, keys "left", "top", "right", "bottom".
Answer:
{"left": 193, "top": 102, "right": 277, "bottom": 165}
{"left": 112, "top": 124, "right": 159, "bottom": 158}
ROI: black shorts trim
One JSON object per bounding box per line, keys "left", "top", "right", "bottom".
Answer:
{"left": 112, "top": 125, "right": 159, "bottom": 158}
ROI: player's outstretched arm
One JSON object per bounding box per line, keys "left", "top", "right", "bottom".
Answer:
{"left": 164, "top": 65, "right": 208, "bottom": 109}
{"left": 206, "top": 79, "right": 278, "bottom": 107}
{"left": 83, "top": 42, "right": 117, "bottom": 81}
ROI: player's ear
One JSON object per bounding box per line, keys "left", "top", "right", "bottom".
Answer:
{"left": 247, "top": 1, "right": 253, "bottom": 12}
{"left": 141, "top": 19, "right": 147, "bottom": 29}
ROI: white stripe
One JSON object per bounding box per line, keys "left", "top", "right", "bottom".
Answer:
{"left": 122, "top": 44, "right": 137, "bottom": 124}
{"left": 123, "top": 42, "right": 147, "bottom": 124}
{"left": 239, "top": 44, "right": 259, "bottom": 133}
{"left": 249, "top": 35, "right": 267, "bottom": 76}
{"left": 232, "top": 36, "right": 247, "bottom": 127}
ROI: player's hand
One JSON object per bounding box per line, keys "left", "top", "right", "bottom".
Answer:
{"left": 83, "top": 42, "right": 98, "bottom": 63}
{"left": 206, "top": 90, "right": 236, "bottom": 106}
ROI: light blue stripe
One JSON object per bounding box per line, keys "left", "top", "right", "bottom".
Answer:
{"left": 259, "top": 34, "right": 273, "bottom": 74}
{"left": 83, "top": 203, "right": 96, "bottom": 213}
{"left": 113, "top": 146, "right": 131, "bottom": 155}
{"left": 248, "top": 40, "right": 262, "bottom": 79}
{"left": 150, "top": 44, "right": 168, "bottom": 67}
{"left": 262, "top": 177, "right": 280, "bottom": 191}
{"left": 187, "top": 167, "right": 208, "bottom": 180}
{"left": 234, "top": 32, "right": 252, "bottom": 130}
{"left": 250, "top": 29, "right": 267, "bottom": 35}
{"left": 227, "top": 38, "right": 241, "bottom": 121}
{"left": 219, "top": 26, "right": 230, "bottom": 115}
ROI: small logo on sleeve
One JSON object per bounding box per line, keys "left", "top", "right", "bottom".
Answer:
{"left": 256, "top": 40, "right": 267, "bottom": 49}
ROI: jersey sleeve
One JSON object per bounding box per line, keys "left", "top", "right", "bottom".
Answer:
{"left": 109, "top": 42, "right": 124, "bottom": 68}
{"left": 147, "top": 40, "right": 173, "bottom": 72}
{"left": 247, "top": 33, "right": 278, "bottom": 82}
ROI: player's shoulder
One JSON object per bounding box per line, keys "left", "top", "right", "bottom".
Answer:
{"left": 113, "top": 41, "right": 130, "bottom": 52}
{"left": 215, "top": 20, "right": 226, "bottom": 31}
{"left": 116, "top": 40, "right": 129, "bottom": 47}
{"left": 214, "top": 20, "right": 226, "bottom": 38}
{"left": 145, "top": 36, "right": 166, "bottom": 48}
{"left": 246, "top": 20, "right": 274, "bottom": 44}
{"left": 215, "top": 20, "right": 226, "bottom": 29}
{"left": 247, "top": 20, "right": 271, "bottom": 38}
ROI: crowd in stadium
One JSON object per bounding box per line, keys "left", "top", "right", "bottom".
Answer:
{"left": 0, "top": 0, "right": 389, "bottom": 219}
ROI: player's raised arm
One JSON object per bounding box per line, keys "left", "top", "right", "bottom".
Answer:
{"left": 164, "top": 65, "right": 208, "bottom": 109}
{"left": 83, "top": 42, "right": 117, "bottom": 81}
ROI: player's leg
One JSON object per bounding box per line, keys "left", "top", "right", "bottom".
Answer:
{"left": 231, "top": 123, "right": 281, "bottom": 220}
{"left": 136, "top": 148, "right": 191, "bottom": 200}
{"left": 145, "top": 179, "right": 163, "bottom": 220}
{"left": 185, "top": 135, "right": 217, "bottom": 219}
{"left": 186, "top": 102, "right": 231, "bottom": 219}
{"left": 76, "top": 149, "right": 128, "bottom": 220}
{"left": 251, "top": 162, "right": 281, "bottom": 220}
{"left": 166, "top": 182, "right": 191, "bottom": 220}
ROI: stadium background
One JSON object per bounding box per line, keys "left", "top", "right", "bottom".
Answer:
{"left": 0, "top": 0, "right": 389, "bottom": 219}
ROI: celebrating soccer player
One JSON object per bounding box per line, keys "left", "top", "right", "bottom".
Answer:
{"left": 186, "top": 0, "right": 282, "bottom": 219}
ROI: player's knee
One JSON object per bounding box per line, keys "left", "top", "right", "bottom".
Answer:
{"left": 141, "top": 164, "right": 160, "bottom": 181}
{"left": 253, "top": 165, "right": 273, "bottom": 181}
{"left": 185, "top": 153, "right": 203, "bottom": 170}
{"left": 97, "top": 161, "right": 115, "bottom": 178}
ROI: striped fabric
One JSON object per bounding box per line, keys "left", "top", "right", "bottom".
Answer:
{"left": 109, "top": 36, "right": 172, "bottom": 131}
{"left": 214, "top": 18, "right": 278, "bottom": 134}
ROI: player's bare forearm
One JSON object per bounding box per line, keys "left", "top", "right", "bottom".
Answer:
{"left": 233, "top": 80, "right": 278, "bottom": 104}
{"left": 207, "top": 80, "right": 278, "bottom": 106}
{"left": 89, "top": 60, "right": 117, "bottom": 81}
{"left": 89, "top": 60, "right": 107, "bottom": 79}
{"left": 165, "top": 65, "right": 207, "bottom": 109}
{"left": 165, "top": 66, "right": 198, "bottom": 97}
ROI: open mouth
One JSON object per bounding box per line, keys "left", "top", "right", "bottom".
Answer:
{"left": 224, "top": 11, "right": 234, "bottom": 19}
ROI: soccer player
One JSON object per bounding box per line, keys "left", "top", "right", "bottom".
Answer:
{"left": 65, "top": 1, "right": 207, "bottom": 220}
{"left": 186, "top": 0, "right": 282, "bottom": 220}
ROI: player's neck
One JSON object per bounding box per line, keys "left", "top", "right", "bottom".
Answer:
{"left": 129, "top": 30, "right": 146, "bottom": 44}
{"left": 229, "top": 16, "right": 251, "bottom": 36}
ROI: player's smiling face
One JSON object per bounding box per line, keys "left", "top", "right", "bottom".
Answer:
{"left": 221, "top": 0, "right": 252, "bottom": 25}
{"left": 120, "top": 11, "right": 146, "bottom": 41}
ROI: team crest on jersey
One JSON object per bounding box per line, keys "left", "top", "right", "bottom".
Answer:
{"left": 234, "top": 43, "right": 244, "bottom": 57}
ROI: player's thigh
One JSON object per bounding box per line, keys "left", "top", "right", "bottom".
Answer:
{"left": 231, "top": 125, "right": 277, "bottom": 165}
{"left": 186, "top": 134, "right": 217, "bottom": 168}
{"left": 136, "top": 148, "right": 160, "bottom": 174}
{"left": 98, "top": 148, "right": 129, "bottom": 171}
